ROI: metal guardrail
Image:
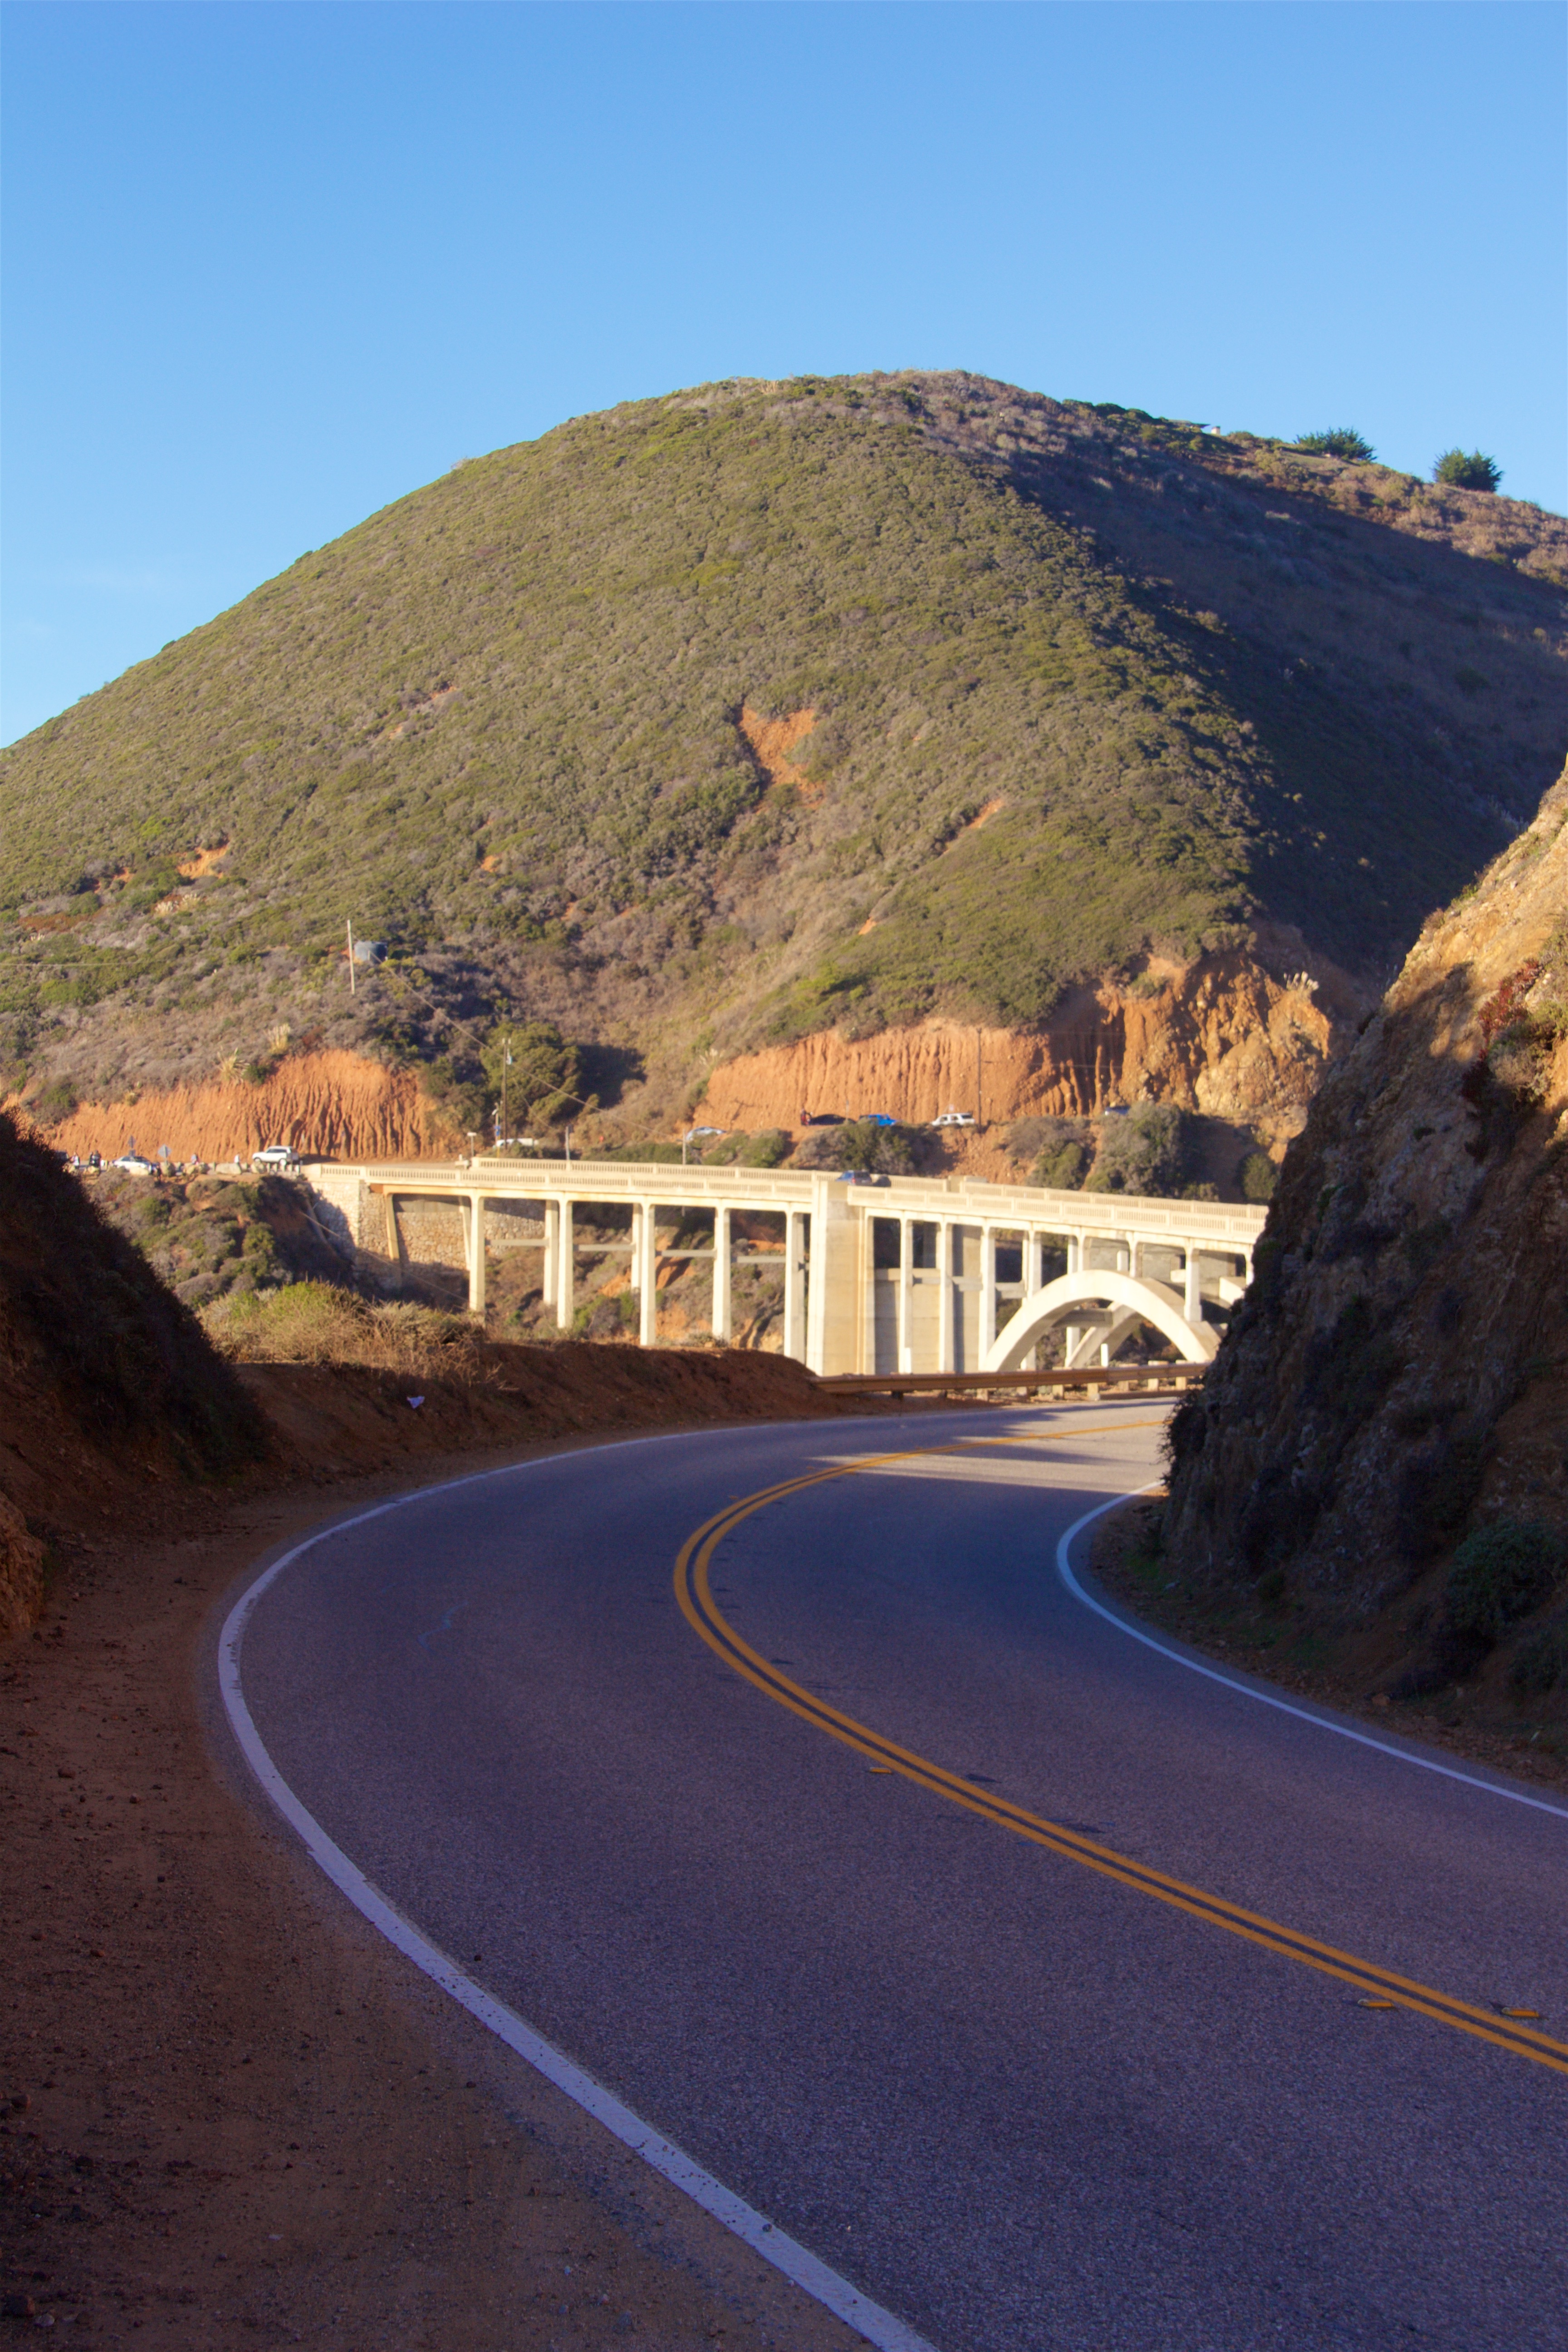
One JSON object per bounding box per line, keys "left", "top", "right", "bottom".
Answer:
{"left": 817, "top": 1362, "right": 1207, "bottom": 1401}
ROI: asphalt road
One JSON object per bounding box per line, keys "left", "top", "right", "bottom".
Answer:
{"left": 233, "top": 1405, "right": 1568, "bottom": 2351}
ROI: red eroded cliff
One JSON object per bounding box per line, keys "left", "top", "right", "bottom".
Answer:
{"left": 695, "top": 951, "right": 1357, "bottom": 1142}
{"left": 32, "top": 1051, "right": 460, "bottom": 1166}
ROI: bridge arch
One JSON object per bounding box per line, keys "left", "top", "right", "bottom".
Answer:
{"left": 981, "top": 1270, "right": 1218, "bottom": 1374}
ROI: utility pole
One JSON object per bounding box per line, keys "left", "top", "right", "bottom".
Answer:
{"left": 975, "top": 1027, "right": 983, "bottom": 1128}
{"left": 347, "top": 918, "right": 356, "bottom": 996}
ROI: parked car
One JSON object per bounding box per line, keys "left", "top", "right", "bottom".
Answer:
{"left": 836, "top": 1169, "right": 890, "bottom": 1186}
{"left": 110, "top": 1154, "right": 156, "bottom": 1176}
{"left": 251, "top": 1143, "right": 302, "bottom": 1171}
{"left": 930, "top": 1108, "right": 975, "bottom": 1129}
{"left": 800, "top": 1112, "right": 845, "bottom": 1127}
{"left": 859, "top": 1113, "right": 898, "bottom": 1128}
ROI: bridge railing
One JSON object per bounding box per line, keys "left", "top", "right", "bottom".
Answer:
{"left": 817, "top": 1362, "right": 1206, "bottom": 1401}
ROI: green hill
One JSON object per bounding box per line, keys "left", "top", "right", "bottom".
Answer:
{"left": 5, "top": 371, "right": 1565, "bottom": 1125}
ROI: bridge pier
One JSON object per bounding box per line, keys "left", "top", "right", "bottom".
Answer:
{"left": 712, "top": 1205, "right": 732, "bottom": 1341}
{"left": 784, "top": 1209, "right": 807, "bottom": 1363}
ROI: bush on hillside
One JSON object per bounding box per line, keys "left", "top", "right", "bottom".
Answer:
{"left": 1084, "top": 1103, "right": 1188, "bottom": 1196}
{"left": 796, "top": 1120, "right": 916, "bottom": 1176}
{"left": 203, "top": 1281, "right": 492, "bottom": 1377}
{"left": 1433, "top": 448, "right": 1502, "bottom": 492}
{"left": 1240, "top": 1151, "right": 1279, "bottom": 1202}
{"left": 1444, "top": 1519, "right": 1563, "bottom": 1646}
{"left": 1009, "top": 1115, "right": 1093, "bottom": 1191}
{"left": 1510, "top": 1618, "right": 1568, "bottom": 1694}
{"left": 704, "top": 1128, "right": 791, "bottom": 1168}
{"left": 482, "top": 1019, "right": 584, "bottom": 1131}
{"left": 1297, "top": 429, "right": 1376, "bottom": 462}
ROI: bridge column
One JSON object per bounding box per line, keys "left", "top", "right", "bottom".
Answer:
{"left": 805, "top": 1180, "right": 860, "bottom": 1375}
{"left": 1184, "top": 1244, "right": 1202, "bottom": 1325}
{"left": 385, "top": 1193, "right": 407, "bottom": 1290}
{"left": 556, "top": 1198, "right": 575, "bottom": 1330}
{"left": 980, "top": 1223, "right": 997, "bottom": 1357}
{"left": 784, "top": 1209, "right": 807, "bottom": 1362}
{"left": 937, "top": 1219, "right": 956, "bottom": 1373}
{"left": 1016, "top": 1228, "right": 1044, "bottom": 1370}
{"left": 464, "top": 1194, "right": 487, "bottom": 1317}
{"left": 540, "top": 1200, "right": 557, "bottom": 1309}
{"left": 712, "top": 1205, "right": 732, "bottom": 1341}
{"left": 635, "top": 1202, "right": 658, "bottom": 1347}
{"left": 897, "top": 1216, "right": 913, "bottom": 1374}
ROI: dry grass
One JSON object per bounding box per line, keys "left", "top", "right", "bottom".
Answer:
{"left": 202, "top": 1281, "right": 494, "bottom": 1379}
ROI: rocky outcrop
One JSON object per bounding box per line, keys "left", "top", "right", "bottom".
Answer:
{"left": 696, "top": 947, "right": 1361, "bottom": 1147}
{"left": 29, "top": 1050, "right": 460, "bottom": 1167}
{"left": 1163, "top": 765, "right": 1568, "bottom": 1684}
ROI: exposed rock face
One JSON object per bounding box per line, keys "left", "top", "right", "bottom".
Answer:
{"left": 0, "top": 1493, "right": 45, "bottom": 1641}
{"left": 697, "top": 947, "right": 1360, "bottom": 1147}
{"left": 1163, "top": 766, "right": 1568, "bottom": 1661}
{"left": 30, "top": 1050, "right": 460, "bottom": 1167}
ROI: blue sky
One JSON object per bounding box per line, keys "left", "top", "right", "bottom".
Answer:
{"left": 4, "top": 0, "right": 1564, "bottom": 745}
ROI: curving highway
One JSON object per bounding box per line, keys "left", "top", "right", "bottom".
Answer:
{"left": 225, "top": 1405, "right": 1568, "bottom": 2352}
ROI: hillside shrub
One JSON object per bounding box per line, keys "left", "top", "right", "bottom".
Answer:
{"left": 1034, "top": 1141, "right": 1088, "bottom": 1190}
{"left": 1240, "top": 1150, "right": 1279, "bottom": 1203}
{"left": 1510, "top": 1618, "right": 1568, "bottom": 1695}
{"left": 204, "top": 1281, "right": 490, "bottom": 1377}
{"left": 699, "top": 1129, "right": 788, "bottom": 1167}
{"left": 1433, "top": 449, "right": 1502, "bottom": 492}
{"left": 1085, "top": 1102, "right": 1187, "bottom": 1196}
{"left": 797, "top": 1119, "right": 916, "bottom": 1175}
{"left": 1298, "top": 429, "right": 1375, "bottom": 462}
{"left": 1444, "top": 1519, "right": 1563, "bottom": 1646}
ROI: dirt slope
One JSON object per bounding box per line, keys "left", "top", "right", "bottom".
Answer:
{"left": 1160, "top": 761, "right": 1568, "bottom": 1722}
{"left": 35, "top": 1048, "right": 458, "bottom": 1167}
{"left": 696, "top": 943, "right": 1354, "bottom": 1146}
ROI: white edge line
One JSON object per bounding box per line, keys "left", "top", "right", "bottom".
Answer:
{"left": 1055, "top": 1483, "right": 1568, "bottom": 1825}
{"left": 216, "top": 1435, "right": 942, "bottom": 2352}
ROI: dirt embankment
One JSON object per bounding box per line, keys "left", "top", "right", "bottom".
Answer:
{"left": 695, "top": 948, "right": 1361, "bottom": 1149}
{"left": 1158, "top": 762, "right": 1568, "bottom": 1736}
{"left": 1, "top": 1114, "right": 903, "bottom": 2344}
{"left": 36, "top": 1049, "right": 458, "bottom": 1167}
{"left": 0, "top": 1441, "right": 876, "bottom": 2352}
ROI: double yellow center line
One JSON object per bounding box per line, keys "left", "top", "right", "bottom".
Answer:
{"left": 673, "top": 1426, "right": 1568, "bottom": 2078}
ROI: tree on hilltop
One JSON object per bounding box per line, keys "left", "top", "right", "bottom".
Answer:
{"left": 1433, "top": 448, "right": 1502, "bottom": 492}
{"left": 1297, "top": 428, "right": 1376, "bottom": 462}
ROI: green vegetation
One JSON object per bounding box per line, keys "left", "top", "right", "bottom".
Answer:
{"left": 1297, "top": 429, "right": 1375, "bottom": 462}
{"left": 203, "top": 1280, "right": 489, "bottom": 1374}
{"left": 1240, "top": 1150, "right": 1279, "bottom": 1203}
{"left": 3, "top": 371, "right": 1562, "bottom": 1120}
{"left": 1510, "top": 1618, "right": 1568, "bottom": 1695}
{"left": 1445, "top": 1519, "right": 1563, "bottom": 1646}
{"left": 798, "top": 1119, "right": 921, "bottom": 1175}
{"left": 89, "top": 1168, "right": 352, "bottom": 1308}
{"left": 1433, "top": 448, "right": 1502, "bottom": 492}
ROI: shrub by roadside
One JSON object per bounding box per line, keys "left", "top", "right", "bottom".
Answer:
{"left": 202, "top": 1281, "right": 493, "bottom": 1378}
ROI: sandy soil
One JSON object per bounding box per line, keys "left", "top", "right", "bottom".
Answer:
{"left": 1, "top": 1424, "right": 898, "bottom": 2350}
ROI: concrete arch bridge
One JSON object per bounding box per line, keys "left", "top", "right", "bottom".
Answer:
{"left": 309, "top": 1160, "right": 1266, "bottom": 1377}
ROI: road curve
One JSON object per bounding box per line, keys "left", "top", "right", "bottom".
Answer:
{"left": 228, "top": 1405, "right": 1568, "bottom": 2352}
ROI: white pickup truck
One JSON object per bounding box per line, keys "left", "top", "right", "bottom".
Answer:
{"left": 251, "top": 1143, "right": 302, "bottom": 1172}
